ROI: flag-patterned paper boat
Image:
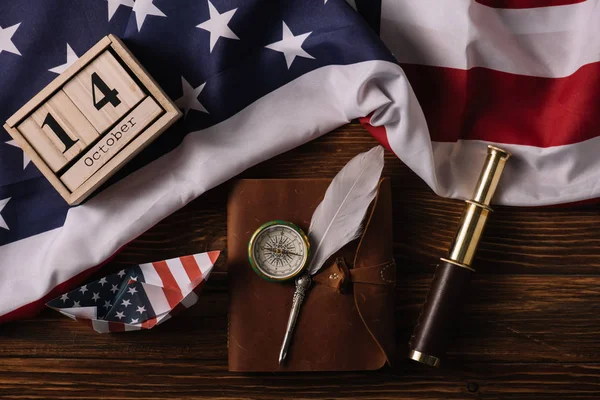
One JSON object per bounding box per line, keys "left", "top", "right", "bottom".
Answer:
{"left": 47, "top": 251, "right": 220, "bottom": 333}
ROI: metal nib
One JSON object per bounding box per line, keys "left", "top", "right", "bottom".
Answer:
{"left": 278, "top": 347, "right": 288, "bottom": 365}
{"left": 278, "top": 273, "right": 312, "bottom": 365}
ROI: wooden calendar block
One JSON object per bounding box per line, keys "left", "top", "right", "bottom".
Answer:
{"left": 63, "top": 51, "right": 145, "bottom": 134}
{"left": 17, "top": 91, "right": 99, "bottom": 172}
{"left": 60, "top": 97, "right": 162, "bottom": 191}
{"left": 3, "top": 34, "right": 182, "bottom": 205}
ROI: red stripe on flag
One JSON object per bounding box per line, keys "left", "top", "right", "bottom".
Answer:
{"left": 359, "top": 115, "right": 394, "bottom": 154}
{"left": 141, "top": 317, "right": 158, "bottom": 329}
{"left": 152, "top": 261, "right": 179, "bottom": 290}
{"left": 153, "top": 261, "right": 184, "bottom": 308}
{"left": 207, "top": 251, "right": 220, "bottom": 265}
{"left": 401, "top": 62, "right": 600, "bottom": 148}
{"left": 476, "top": 0, "right": 585, "bottom": 8}
{"left": 108, "top": 322, "right": 125, "bottom": 332}
{"left": 179, "top": 255, "right": 202, "bottom": 282}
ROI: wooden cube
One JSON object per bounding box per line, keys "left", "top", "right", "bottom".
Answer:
{"left": 63, "top": 51, "right": 145, "bottom": 133}
{"left": 4, "top": 35, "right": 182, "bottom": 205}
{"left": 17, "top": 90, "right": 99, "bottom": 172}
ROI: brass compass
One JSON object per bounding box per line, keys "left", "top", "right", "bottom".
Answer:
{"left": 248, "top": 220, "right": 310, "bottom": 282}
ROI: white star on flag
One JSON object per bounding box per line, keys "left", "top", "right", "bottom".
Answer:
{"left": 196, "top": 0, "right": 239, "bottom": 53}
{"left": 60, "top": 293, "right": 69, "bottom": 303}
{"left": 110, "top": 284, "right": 119, "bottom": 293}
{"left": 130, "top": 275, "right": 138, "bottom": 281}
{"left": 115, "top": 311, "right": 125, "bottom": 320}
{"left": 0, "top": 23, "right": 22, "bottom": 56}
{"left": 265, "top": 22, "right": 314, "bottom": 69}
{"left": 48, "top": 44, "right": 79, "bottom": 74}
{"left": 127, "top": 286, "right": 138, "bottom": 295}
{"left": 132, "top": 0, "right": 166, "bottom": 31}
{"left": 136, "top": 305, "right": 146, "bottom": 314}
{"left": 175, "top": 77, "right": 208, "bottom": 117}
{"left": 98, "top": 277, "right": 108, "bottom": 286}
{"left": 130, "top": 318, "right": 139, "bottom": 324}
{"left": 6, "top": 140, "right": 31, "bottom": 170}
{"left": 79, "top": 285, "right": 88, "bottom": 294}
{"left": 103, "top": 300, "right": 112, "bottom": 309}
{"left": 0, "top": 198, "right": 10, "bottom": 231}
{"left": 92, "top": 293, "right": 100, "bottom": 302}
{"left": 121, "top": 299, "right": 131, "bottom": 307}
{"left": 73, "top": 301, "right": 81, "bottom": 307}
{"left": 117, "top": 270, "right": 126, "bottom": 277}
{"left": 106, "top": 0, "right": 134, "bottom": 21}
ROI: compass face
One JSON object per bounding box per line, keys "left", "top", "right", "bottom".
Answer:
{"left": 249, "top": 222, "right": 309, "bottom": 281}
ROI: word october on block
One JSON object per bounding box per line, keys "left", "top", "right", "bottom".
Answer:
{"left": 3, "top": 35, "right": 182, "bottom": 205}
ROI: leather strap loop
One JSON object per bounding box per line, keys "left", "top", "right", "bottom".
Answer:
{"left": 314, "top": 259, "right": 396, "bottom": 291}
{"left": 350, "top": 260, "right": 396, "bottom": 286}
{"left": 313, "top": 257, "right": 351, "bottom": 292}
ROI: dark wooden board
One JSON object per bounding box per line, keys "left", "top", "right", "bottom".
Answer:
{"left": 2, "top": 123, "right": 600, "bottom": 399}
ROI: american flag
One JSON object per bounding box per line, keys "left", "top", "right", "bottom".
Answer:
{"left": 47, "top": 251, "right": 218, "bottom": 333}
{"left": 359, "top": 0, "right": 600, "bottom": 206}
{"left": 0, "top": 0, "right": 597, "bottom": 323}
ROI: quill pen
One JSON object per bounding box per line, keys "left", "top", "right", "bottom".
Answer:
{"left": 279, "top": 145, "right": 385, "bottom": 364}
{"left": 307, "top": 145, "right": 385, "bottom": 275}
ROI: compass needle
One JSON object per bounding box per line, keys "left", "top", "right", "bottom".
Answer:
{"left": 249, "top": 221, "right": 310, "bottom": 283}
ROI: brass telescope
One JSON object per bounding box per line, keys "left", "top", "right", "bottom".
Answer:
{"left": 408, "top": 145, "right": 511, "bottom": 367}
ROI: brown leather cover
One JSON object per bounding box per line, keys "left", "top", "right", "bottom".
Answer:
{"left": 409, "top": 260, "right": 472, "bottom": 359}
{"left": 228, "top": 178, "right": 395, "bottom": 372}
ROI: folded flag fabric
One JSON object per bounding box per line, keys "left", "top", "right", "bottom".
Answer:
{"left": 355, "top": 0, "right": 600, "bottom": 206}
{"left": 47, "top": 251, "right": 219, "bottom": 333}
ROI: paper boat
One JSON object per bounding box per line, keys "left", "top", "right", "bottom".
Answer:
{"left": 47, "top": 251, "right": 220, "bottom": 333}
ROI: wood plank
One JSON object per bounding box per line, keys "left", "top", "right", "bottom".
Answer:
{"left": 1, "top": 275, "right": 599, "bottom": 364}
{"left": 0, "top": 358, "right": 598, "bottom": 399}
{"left": 108, "top": 125, "right": 600, "bottom": 276}
{"left": 4, "top": 122, "right": 600, "bottom": 398}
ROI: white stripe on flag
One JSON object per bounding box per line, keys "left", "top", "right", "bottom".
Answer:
{"left": 60, "top": 311, "right": 76, "bottom": 321}
{"left": 380, "top": 0, "right": 600, "bottom": 77}
{"left": 193, "top": 253, "right": 213, "bottom": 278}
{"left": 165, "top": 257, "right": 192, "bottom": 291}
{"left": 125, "top": 323, "right": 141, "bottom": 331}
{"left": 92, "top": 319, "right": 110, "bottom": 333}
{"left": 139, "top": 262, "right": 164, "bottom": 287}
{"left": 141, "top": 282, "right": 173, "bottom": 316}
{"left": 61, "top": 306, "right": 97, "bottom": 320}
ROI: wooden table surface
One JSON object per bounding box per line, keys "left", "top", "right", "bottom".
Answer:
{"left": 2, "top": 123, "right": 599, "bottom": 399}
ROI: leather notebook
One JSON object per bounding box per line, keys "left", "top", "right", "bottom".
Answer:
{"left": 227, "top": 178, "right": 395, "bottom": 372}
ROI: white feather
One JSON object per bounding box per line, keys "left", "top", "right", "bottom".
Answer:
{"left": 307, "top": 146, "right": 385, "bottom": 275}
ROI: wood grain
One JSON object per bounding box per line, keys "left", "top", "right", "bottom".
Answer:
{"left": 60, "top": 96, "right": 161, "bottom": 191}
{"left": 17, "top": 90, "right": 99, "bottom": 172}
{"left": 2, "top": 123, "right": 599, "bottom": 399}
{"left": 63, "top": 50, "right": 145, "bottom": 134}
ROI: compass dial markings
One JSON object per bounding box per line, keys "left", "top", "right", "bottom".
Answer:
{"left": 251, "top": 223, "right": 308, "bottom": 280}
